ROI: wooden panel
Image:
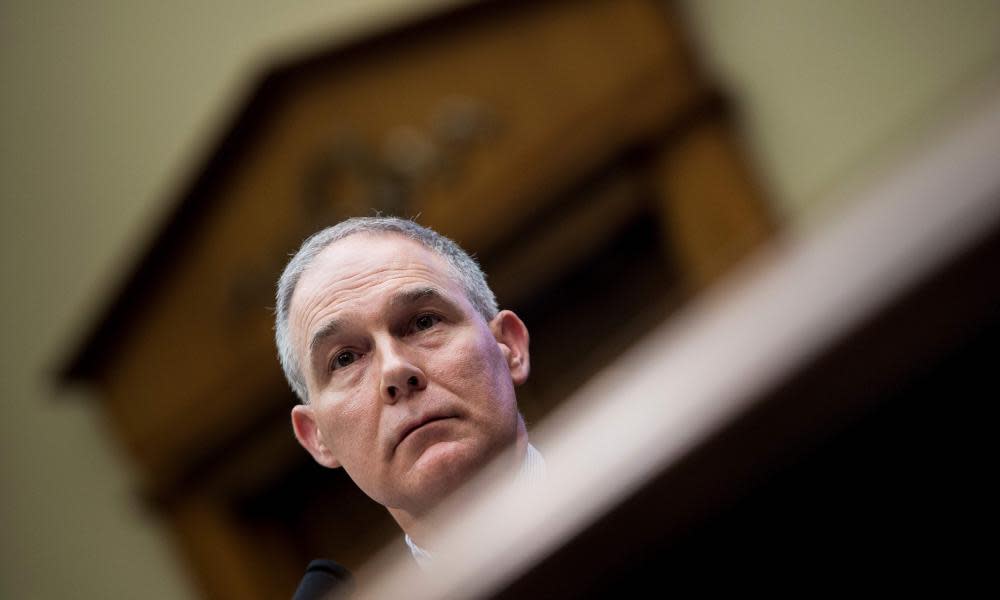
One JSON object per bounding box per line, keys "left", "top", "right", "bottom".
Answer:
{"left": 170, "top": 494, "right": 301, "bottom": 600}
{"left": 98, "top": 0, "right": 706, "bottom": 488}
{"left": 64, "top": 1, "right": 785, "bottom": 596}
{"left": 654, "top": 119, "right": 774, "bottom": 290}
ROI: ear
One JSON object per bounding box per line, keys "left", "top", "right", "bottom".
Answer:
{"left": 489, "top": 310, "right": 531, "bottom": 386}
{"left": 291, "top": 404, "right": 342, "bottom": 469}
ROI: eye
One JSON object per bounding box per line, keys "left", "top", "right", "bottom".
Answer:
{"left": 331, "top": 350, "right": 359, "bottom": 371}
{"left": 412, "top": 313, "right": 441, "bottom": 332}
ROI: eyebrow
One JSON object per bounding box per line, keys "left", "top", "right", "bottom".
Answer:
{"left": 387, "top": 286, "right": 446, "bottom": 311}
{"left": 309, "top": 318, "right": 346, "bottom": 359}
{"left": 306, "top": 286, "right": 454, "bottom": 374}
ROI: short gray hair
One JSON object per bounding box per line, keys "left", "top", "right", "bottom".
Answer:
{"left": 275, "top": 217, "right": 499, "bottom": 403}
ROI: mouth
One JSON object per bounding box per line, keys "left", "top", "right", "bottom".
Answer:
{"left": 395, "top": 414, "right": 455, "bottom": 451}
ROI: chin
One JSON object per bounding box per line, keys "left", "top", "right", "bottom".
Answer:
{"left": 404, "top": 439, "right": 493, "bottom": 509}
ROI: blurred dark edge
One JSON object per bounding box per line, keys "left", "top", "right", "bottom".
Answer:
{"left": 492, "top": 181, "right": 1000, "bottom": 596}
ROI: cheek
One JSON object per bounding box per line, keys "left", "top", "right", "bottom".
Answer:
{"left": 438, "top": 334, "right": 513, "bottom": 407}
{"left": 317, "top": 387, "right": 379, "bottom": 456}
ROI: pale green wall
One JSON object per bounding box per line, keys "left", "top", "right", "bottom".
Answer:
{"left": 2, "top": 1, "right": 997, "bottom": 598}
{"left": 681, "top": 0, "right": 1000, "bottom": 224}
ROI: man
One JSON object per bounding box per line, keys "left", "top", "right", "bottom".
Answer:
{"left": 274, "top": 217, "right": 542, "bottom": 590}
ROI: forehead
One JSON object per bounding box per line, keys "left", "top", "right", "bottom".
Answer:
{"left": 299, "top": 231, "right": 457, "bottom": 290}
{"left": 289, "top": 232, "right": 463, "bottom": 328}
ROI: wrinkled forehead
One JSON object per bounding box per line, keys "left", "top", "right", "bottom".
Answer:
{"left": 289, "top": 231, "right": 467, "bottom": 332}
{"left": 300, "top": 231, "right": 459, "bottom": 293}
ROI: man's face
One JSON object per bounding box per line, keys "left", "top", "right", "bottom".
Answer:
{"left": 288, "top": 233, "right": 529, "bottom": 515}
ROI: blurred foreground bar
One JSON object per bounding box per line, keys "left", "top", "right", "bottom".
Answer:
{"left": 361, "top": 78, "right": 1000, "bottom": 597}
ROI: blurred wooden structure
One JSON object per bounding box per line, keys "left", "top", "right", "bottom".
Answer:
{"left": 59, "top": 1, "right": 774, "bottom": 598}
{"left": 358, "top": 79, "right": 1000, "bottom": 597}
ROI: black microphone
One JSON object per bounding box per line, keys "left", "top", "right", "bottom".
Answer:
{"left": 292, "top": 559, "right": 354, "bottom": 600}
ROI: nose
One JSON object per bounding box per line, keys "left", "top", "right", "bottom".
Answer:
{"left": 377, "top": 338, "right": 427, "bottom": 403}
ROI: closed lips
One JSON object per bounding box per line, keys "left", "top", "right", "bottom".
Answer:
{"left": 396, "top": 414, "right": 454, "bottom": 449}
